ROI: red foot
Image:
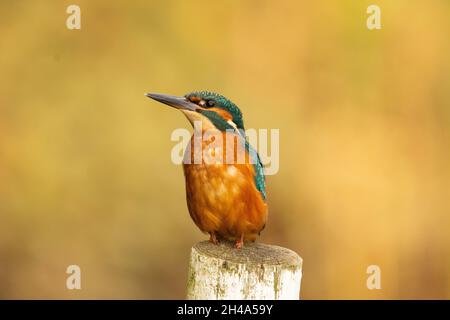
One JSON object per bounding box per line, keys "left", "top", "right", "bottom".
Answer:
{"left": 235, "top": 234, "right": 244, "bottom": 249}
{"left": 209, "top": 232, "right": 219, "bottom": 245}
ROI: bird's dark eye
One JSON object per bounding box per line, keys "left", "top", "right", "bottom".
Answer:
{"left": 206, "top": 99, "right": 215, "bottom": 107}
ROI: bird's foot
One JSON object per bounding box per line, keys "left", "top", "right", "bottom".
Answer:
{"left": 235, "top": 234, "right": 244, "bottom": 249}
{"left": 209, "top": 232, "right": 219, "bottom": 245}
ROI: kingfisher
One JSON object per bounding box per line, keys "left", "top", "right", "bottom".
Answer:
{"left": 146, "top": 91, "right": 267, "bottom": 248}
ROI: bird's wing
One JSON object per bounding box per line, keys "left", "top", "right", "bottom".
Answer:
{"left": 245, "top": 139, "right": 267, "bottom": 201}
{"left": 231, "top": 127, "right": 267, "bottom": 201}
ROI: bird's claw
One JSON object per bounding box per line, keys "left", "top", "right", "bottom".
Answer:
{"left": 235, "top": 234, "right": 244, "bottom": 249}
{"left": 209, "top": 232, "right": 219, "bottom": 245}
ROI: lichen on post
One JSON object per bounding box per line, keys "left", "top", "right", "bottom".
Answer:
{"left": 186, "top": 241, "right": 302, "bottom": 300}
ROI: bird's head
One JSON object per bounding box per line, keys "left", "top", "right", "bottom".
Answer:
{"left": 146, "top": 91, "right": 244, "bottom": 132}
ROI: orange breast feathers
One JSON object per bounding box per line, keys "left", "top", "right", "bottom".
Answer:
{"left": 182, "top": 130, "right": 267, "bottom": 241}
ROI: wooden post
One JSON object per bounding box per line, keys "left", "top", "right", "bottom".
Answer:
{"left": 186, "top": 240, "right": 302, "bottom": 300}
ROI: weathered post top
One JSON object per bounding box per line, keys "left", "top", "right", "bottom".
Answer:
{"left": 187, "top": 241, "right": 303, "bottom": 300}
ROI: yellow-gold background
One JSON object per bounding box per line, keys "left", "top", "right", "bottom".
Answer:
{"left": 1, "top": 0, "right": 449, "bottom": 299}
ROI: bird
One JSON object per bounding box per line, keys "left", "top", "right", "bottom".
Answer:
{"left": 146, "top": 91, "right": 267, "bottom": 249}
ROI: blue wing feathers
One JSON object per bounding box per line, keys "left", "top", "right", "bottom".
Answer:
{"left": 245, "top": 140, "right": 266, "bottom": 201}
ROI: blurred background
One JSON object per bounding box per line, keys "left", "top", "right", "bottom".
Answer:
{"left": 1, "top": 0, "right": 449, "bottom": 299}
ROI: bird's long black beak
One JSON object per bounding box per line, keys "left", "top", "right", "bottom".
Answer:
{"left": 145, "top": 93, "right": 199, "bottom": 112}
